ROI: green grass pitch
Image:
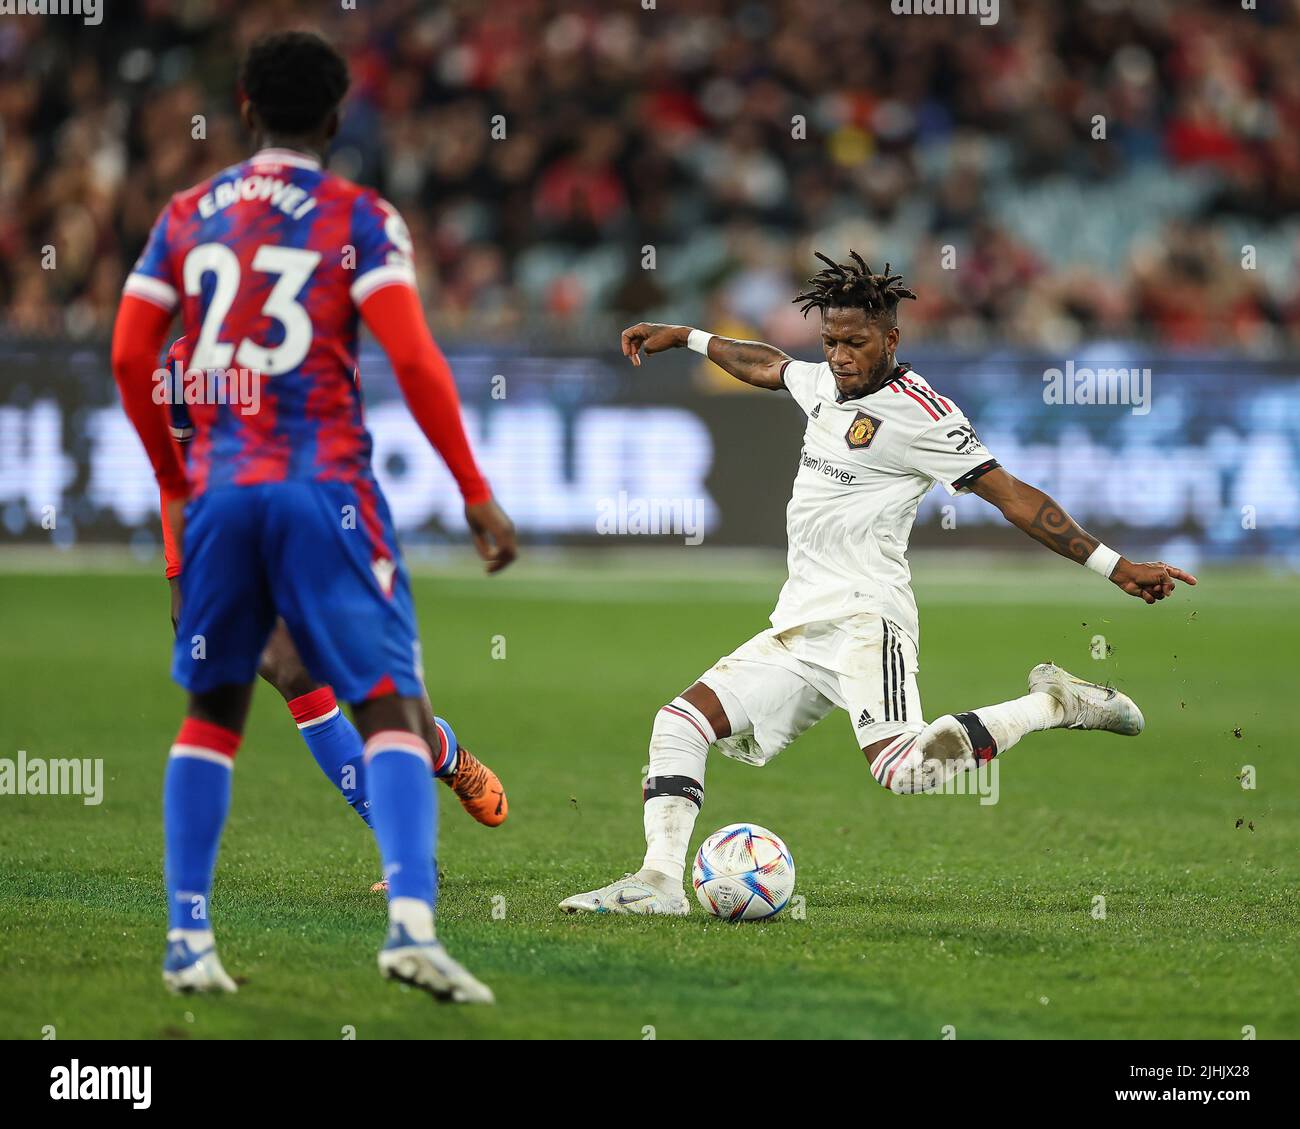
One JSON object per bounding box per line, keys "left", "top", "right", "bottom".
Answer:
{"left": 0, "top": 560, "right": 1296, "bottom": 1040}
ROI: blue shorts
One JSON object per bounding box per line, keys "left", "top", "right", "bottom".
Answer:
{"left": 172, "top": 479, "right": 423, "bottom": 703}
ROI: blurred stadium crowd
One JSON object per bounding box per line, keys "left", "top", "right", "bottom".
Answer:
{"left": 2, "top": 0, "right": 1299, "bottom": 351}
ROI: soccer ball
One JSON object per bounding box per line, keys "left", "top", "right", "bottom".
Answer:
{"left": 692, "top": 823, "right": 795, "bottom": 921}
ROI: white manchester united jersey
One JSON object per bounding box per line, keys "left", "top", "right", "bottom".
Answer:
{"left": 769, "top": 359, "right": 999, "bottom": 645}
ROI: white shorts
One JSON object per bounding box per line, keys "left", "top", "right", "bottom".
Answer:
{"left": 699, "top": 614, "right": 923, "bottom": 766}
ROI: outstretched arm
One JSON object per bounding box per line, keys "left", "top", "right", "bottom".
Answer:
{"left": 620, "top": 323, "right": 789, "bottom": 390}
{"left": 968, "top": 467, "right": 1198, "bottom": 604}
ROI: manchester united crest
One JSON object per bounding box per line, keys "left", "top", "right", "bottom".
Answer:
{"left": 845, "top": 410, "right": 882, "bottom": 451}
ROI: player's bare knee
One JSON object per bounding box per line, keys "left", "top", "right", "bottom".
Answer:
{"left": 861, "top": 736, "right": 895, "bottom": 766}
{"left": 414, "top": 691, "right": 440, "bottom": 749}
{"left": 351, "top": 693, "right": 426, "bottom": 746}
{"left": 680, "top": 681, "right": 731, "bottom": 740}
{"left": 188, "top": 684, "right": 253, "bottom": 735}
{"left": 257, "top": 625, "right": 318, "bottom": 701}
{"left": 257, "top": 653, "right": 318, "bottom": 701}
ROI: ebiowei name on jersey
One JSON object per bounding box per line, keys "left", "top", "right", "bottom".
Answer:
{"left": 197, "top": 173, "right": 318, "bottom": 222}
{"left": 800, "top": 449, "right": 857, "bottom": 484}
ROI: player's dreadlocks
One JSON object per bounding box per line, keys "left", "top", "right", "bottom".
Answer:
{"left": 240, "top": 31, "right": 350, "bottom": 137}
{"left": 792, "top": 251, "right": 917, "bottom": 327}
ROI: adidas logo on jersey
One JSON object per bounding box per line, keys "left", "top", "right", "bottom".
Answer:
{"left": 810, "top": 402, "right": 821, "bottom": 418}
{"left": 856, "top": 707, "right": 875, "bottom": 729}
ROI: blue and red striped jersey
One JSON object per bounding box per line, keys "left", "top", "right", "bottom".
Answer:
{"left": 126, "top": 147, "right": 414, "bottom": 495}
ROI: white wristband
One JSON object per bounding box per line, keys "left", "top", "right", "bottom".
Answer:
{"left": 686, "top": 329, "right": 714, "bottom": 356}
{"left": 1084, "top": 543, "right": 1121, "bottom": 578}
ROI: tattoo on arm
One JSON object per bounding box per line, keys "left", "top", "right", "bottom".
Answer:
{"left": 1026, "top": 498, "right": 1099, "bottom": 564}
{"left": 708, "top": 337, "right": 789, "bottom": 390}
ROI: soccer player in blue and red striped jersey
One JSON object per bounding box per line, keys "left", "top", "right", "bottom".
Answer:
{"left": 111, "top": 31, "right": 516, "bottom": 1003}
{"left": 158, "top": 335, "right": 509, "bottom": 845}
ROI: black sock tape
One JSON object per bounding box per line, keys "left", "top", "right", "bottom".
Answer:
{"left": 643, "top": 774, "right": 704, "bottom": 808}
{"left": 954, "top": 711, "right": 998, "bottom": 763}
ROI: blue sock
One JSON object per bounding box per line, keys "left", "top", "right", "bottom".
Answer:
{"left": 432, "top": 715, "right": 459, "bottom": 778}
{"left": 289, "top": 689, "right": 372, "bottom": 826}
{"left": 164, "top": 720, "right": 238, "bottom": 932}
{"left": 364, "top": 733, "right": 437, "bottom": 906}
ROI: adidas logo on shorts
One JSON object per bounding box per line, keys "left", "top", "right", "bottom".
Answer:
{"left": 856, "top": 707, "right": 874, "bottom": 729}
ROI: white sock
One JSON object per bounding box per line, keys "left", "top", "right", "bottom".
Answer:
{"left": 167, "top": 927, "right": 214, "bottom": 947}
{"left": 389, "top": 896, "right": 435, "bottom": 943}
{"left": 973, "top": 691, "right": 1063, "bottom": 755}
{"left": 640, "top": 697, "right": 715, "bottom": 885}
{"left": 641, "top": 799, "right": 699, "bottom": 888}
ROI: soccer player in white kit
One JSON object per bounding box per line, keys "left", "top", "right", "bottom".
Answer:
{"left": 560, "top": 252, "right": 1197, "bottom": 916}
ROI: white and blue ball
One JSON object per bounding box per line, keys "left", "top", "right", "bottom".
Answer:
{"left": 691, "top": 823, "right": 795, "bottom": 921}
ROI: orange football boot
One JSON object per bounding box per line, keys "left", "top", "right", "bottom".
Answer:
{"left": 442, "top": 746, "right": 508, "bottom": 827}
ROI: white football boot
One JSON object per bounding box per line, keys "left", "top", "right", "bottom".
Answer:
{"left": 1028, "top": 662, "right": 1145, "bottom": 736}
{"left": 162, "top": 930, "right": 238, "bottom": 994}
{"left": 559, "top": 872, "right": 690, "bottom": 916}
{"left": 378, "top": 923, "right": 495, "bottom": 1005}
